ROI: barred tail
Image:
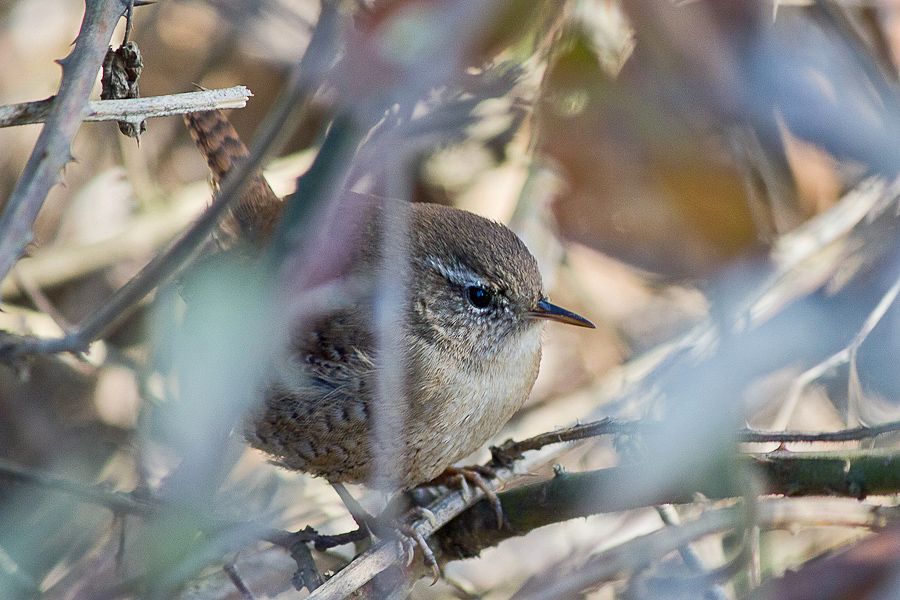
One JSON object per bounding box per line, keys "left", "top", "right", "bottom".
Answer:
{"left": 183, "top": 110, "right": 281, "bottom": 245}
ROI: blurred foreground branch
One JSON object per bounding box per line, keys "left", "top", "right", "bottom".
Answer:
{"left": 511, "top": 497, "right": 900, "bottom": 600}
{"left": 0, "top": 86, "right": 253, "bottom": 128}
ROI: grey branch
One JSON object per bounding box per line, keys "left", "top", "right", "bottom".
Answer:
{"left": 0, "top": 86, "right": 254, "bottom": 128}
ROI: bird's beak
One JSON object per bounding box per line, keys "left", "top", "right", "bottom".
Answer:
{"left": 526, "top": 298, "right": 595, "bottom": 329}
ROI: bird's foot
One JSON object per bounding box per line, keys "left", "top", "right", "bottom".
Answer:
{"left": 293, "top": 519, "right": 441, "bottom": 583}
{"left": 432, "top": 465, "right": 504, "bottom": 528}
{"left": 359, "top": 511, "right": 440, "bottom": 583}
{"left": 394, "top": 521, "right": 441, "bottom": 584}
{"left": 328, "top": 483, "right": 441, "bottom": 582}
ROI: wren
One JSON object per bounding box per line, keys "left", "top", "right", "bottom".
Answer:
{"left": 184, "top": 110, "right": 594, "bottom": 492}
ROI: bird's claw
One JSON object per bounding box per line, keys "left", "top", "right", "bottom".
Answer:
{"left": 438, "top": 465, "right": 504, "bottom": 529}
{"left": 409, "top": 505, "right": 438, "bottom": 527}
{"left": 396, "top": 523, "right": 441, "bottom": 583}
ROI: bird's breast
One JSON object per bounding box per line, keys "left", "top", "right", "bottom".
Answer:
{"left": 401, "top": 324, "right": 544, "bottom": 484}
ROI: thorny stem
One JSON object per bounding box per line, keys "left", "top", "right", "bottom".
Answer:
{"left": 0, "top": 0, "right": 133, "bottom": 283}
{"left": 491, "top": 417, "right": 900, "bottom": 465}
{"left": 0, "top": 4, "right": 340, "bottom": 362}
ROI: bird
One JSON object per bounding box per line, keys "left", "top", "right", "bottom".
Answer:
{"left": 248, "top": 199, "right": 595, "bottom": 491}
{"left": 184, "top": 109, "right": 594, "bottom": 496}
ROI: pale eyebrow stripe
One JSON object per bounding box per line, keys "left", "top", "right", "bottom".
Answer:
{"left": 425, "top": 255, "right": 486, "bottom": 288}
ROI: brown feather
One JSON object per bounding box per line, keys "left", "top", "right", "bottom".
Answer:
{"left": 183, "top": 110, "right": 282, "bottom": 245}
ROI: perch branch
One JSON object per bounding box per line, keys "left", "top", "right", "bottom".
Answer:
{"left": 178, "top": 497, "right": 897, "bottom": 600}
{"left": 313, "top": 445, "right": 900, "bottom": 597}
{"left": 0, "top": 86, "right": 253, "bottom": 128}
{"left": 438, "top": 448, "right": 900, "bottom": 561}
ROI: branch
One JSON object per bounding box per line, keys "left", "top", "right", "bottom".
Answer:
{"left": 0, "top": 86, "right": 253, "bottom": 128}
{"left": 4, "top": 424, "right": 900, "bottom": 597}
{"left": 0, "top": 457, "right": 156, "bottom": 517}
{"left": 490, "top": 417, "right": 900, "bottom": 464}
{"left": 437, "top": 449, "right": 900, "bottom": 561}
{"left": 512, "top": 505, "right": 745, "bottom": 600}
{"left": 0, "top": 150, "right": 309, "bottom": 300}
{"left": 511, "top": 496, "right": 900, "bottom": 600}
{"left": 737, "top": 420, "right": 900, "bottom": 443}
{"left": 278, "top": 430, "right": 576, "bottom": 600}
{"left": 0, "top": 0, "right": 130, "bottom": 284}
{"left": 310, "top": 410, "right": 900, "bottom": 599}
{"left": 490, "top": 418, "right": 644, "bottom": 465}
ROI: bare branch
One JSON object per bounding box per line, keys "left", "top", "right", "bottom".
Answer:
{"left": 0, "top": 86, "right": 253, "bottom": 129}
{"left": 315, "top": 444, "right": 900, "bottom": 596}
{"left": 0, "top": 457, "right": 156, "bottom": 517}
{"left": 492, "top": 416, "right": 900, "bottom": 462}
{"left": 738, "top": 420, "right": 900, "bottom": 443}
{"left": 490, "top": 418, "right": 643, "bottom": 465}
{"left": 4, "top": 418, "right": 900, "bottom": 598}
{"left": 512, "top": 506, "right": 743, "bottom": 600}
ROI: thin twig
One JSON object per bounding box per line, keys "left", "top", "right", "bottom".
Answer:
{"left": 0, "top": 86, "right": 253, "bottom": 128}
{"left": 771, "top": 278, "right": 900, "bottom": 429}
{"left": 223, "top": 563, "right": 255, "bottom": 600}
{"left": 512, "top": 506, "right": 745, "bottom": 600}
{"left": 490, "top": 418, "right": 643, "bottom": 465}
{"left": 492, "top": 416, "right": 900, "bottom": 464}
{"left": 654, "top": 503, "right": 730, "bottom": 600}
{"left": 11, "top": 267, "right": 72, "bottom": 331}
{"left": 737, "top": 419, "right": 900, "bottom": 443}
{"left": 0, "top": 457, "right": 156, "bottom": 517}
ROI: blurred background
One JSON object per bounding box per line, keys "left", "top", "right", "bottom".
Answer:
{"left": 0, "top": 0, "right": 898, "bottom": 598}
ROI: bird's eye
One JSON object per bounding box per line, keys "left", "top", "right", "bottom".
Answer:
{"left": 466, "top": 285, "right": 492, "bottom": 309}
